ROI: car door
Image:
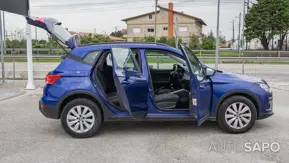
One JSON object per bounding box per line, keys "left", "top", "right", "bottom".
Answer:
{"left": 110, "top": 47, "right": 149, "bottom": 119}
{"left": 26, "top": 16, "right": 77, "bottom": 49}
{"left": 179, "top": 44, "right": 212, "bottom": 125}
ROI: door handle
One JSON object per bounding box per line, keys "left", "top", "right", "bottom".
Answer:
{"left": 122, "top": 81, "right": 131, "bottom": 84}
{"left": 199, "top": 84, "right": 205, "bottom": 89}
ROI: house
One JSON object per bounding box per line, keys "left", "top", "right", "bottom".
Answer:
{"left": 68, "top": 30, "right": 125, "bottom": 42}
{"left": 122, "top": 2, "right": 206, "bottom": 44}
{"left": 121, "top": 29, "right": 128, "bottom": 39}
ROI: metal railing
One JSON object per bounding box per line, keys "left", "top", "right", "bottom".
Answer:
{"left": 1, "top": 48, "right": 289, "bottom": 80}
{"left": 4, "top": 48, "right": 289, "bottom": 57}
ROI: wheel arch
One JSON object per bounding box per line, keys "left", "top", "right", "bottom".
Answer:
{"left": 56, "top": 90, "right": 106, "bottom": 120}
{"left": 214, "top": 90, "right": 262, "bottom": 118}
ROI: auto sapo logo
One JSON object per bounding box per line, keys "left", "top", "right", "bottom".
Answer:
{"left": 209, "top": 141, "right": 280, "bottom": 153}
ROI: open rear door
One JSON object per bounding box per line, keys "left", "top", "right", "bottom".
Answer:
{"left": 110, "top": 47, "right": 149, "bottom": 118}
{"left": 179, "top": 44, "right": 211, "bottom": 125}
{"left": 26, "top": 16, "right": 79, "bottom": 49}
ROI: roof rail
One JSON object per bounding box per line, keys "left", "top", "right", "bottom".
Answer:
{"left": 79, "top": 41, "right": 171, "bottom": 47}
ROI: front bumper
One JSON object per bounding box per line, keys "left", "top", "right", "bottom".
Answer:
{"left": 258, "top": 112, "right": 274, "bottom": 119}
{"left": 39, "top": 100, "right": 59, "bottom": 119}
{"left": 258, "top": 94, "right": 273, "bottom": 120}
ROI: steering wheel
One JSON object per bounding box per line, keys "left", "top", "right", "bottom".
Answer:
{"left": 173, "top": 64, "right": 179, "bottom": 73}
{"left": 169, "top": 64, "right": 183, "bottom": 90}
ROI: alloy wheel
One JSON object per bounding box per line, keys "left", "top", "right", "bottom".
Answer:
{"left": 224, "top": 102, "right": 252, "bottom": 129}
{"left": 66, "top": 105, "right": 95, "bottom": 133}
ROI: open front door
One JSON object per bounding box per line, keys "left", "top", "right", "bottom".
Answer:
{"left": 179, "top": 44, "right": 211, "bottom": 125}
{"left": 110, "top": 47, "right": 149, "bottom": 119}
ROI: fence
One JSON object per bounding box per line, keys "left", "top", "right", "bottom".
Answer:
{"left": 1, "top": 48, "right": 289, "bottom": 82}
{"left": 4, "top": 48, "right": 289, "bottom": 57}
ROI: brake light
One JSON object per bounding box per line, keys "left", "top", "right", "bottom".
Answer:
{"left": 35, "top": 18, "right": 45, "bottom": 23}
{"left": 45, "top": 74, "right": 61, "bottom": 84}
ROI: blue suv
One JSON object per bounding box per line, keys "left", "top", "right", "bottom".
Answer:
{"left": 28, "top": 17, "right": 273, "bottom": 138}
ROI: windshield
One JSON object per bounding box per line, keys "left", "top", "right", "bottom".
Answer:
{"left": 181, "top": 45, "right": 205, "bottom": 80}
{"left": 45, "top": 18, "right": 71, "bottom": 43}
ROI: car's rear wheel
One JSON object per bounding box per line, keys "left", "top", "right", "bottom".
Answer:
{"left": 217, "top": 96, "right": 257, "bottom": 134}
{"left": 61, "top": 98, "right": 102, "bottom": 138}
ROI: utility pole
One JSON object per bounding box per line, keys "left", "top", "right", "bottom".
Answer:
{"left": 154, "top": 0, "right": 158, "bottom": 43}
{"left": 3, "top": 12, "right": 6, "bottom": 54}
{"left": 242, "top": 0, "right": 246, "bottom": 53}
{"left": 238, "top": 12, "right": 241, "bottom": 56}
{"left": 174, "top": 17, "right": 179, "bottom": 49}
{"left": 35, "top": 26, "right": 37, "bottom": 41}
{"left": 0, "top": 11, "right": 5, "bottom": 83}
{"left": 215, "top": 0, "right": 220, "bottom": 70}
{"left": 231, "top": 19, "right": 235, "bottom": 49}
{"left": 246, "top": 0, "right": 250, "bottom": 49}
{"left": 285, "top": 33, "right": 288, "bottom": 50}
{"left": 247, "top": 0, "right": 250, "bottom": 11}
{"left": 25, "top": 3, "right": 35, "bottom": 90}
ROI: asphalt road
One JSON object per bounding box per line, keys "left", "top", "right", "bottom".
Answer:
{"left": 0, "top": 78, "right": 289, "bottom": 163}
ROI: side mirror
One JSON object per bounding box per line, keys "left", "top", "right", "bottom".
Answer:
{"left": 205, "top": 67, "right": 216, "bottom": 77}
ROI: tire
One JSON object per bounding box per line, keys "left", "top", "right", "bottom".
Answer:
{"left": 61, "top": 98, "right": 102, "bottom": 138}
{"left": 217, "top": 96, "right": 257, "bottom": 134}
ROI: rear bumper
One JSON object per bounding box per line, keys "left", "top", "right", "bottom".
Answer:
{"left": 39, "top": 100, "right": 59, "bottom": 119}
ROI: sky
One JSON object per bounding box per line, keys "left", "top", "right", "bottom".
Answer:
{"left": 2, "top": 0, "right": 254, "bottom": 41}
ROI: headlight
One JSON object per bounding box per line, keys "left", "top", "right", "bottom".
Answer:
{"left": 259, "top": 83, "right": 271, "bottom": 92}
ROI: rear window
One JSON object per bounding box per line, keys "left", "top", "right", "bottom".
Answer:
{"left": 82, "top": 50, "right": 102, "bottom": 65}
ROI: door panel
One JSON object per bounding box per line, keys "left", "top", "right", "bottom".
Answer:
{"left": 110, "top": 47, "right": 149, "bottom": 118}
{"left": 179, "top": 44, "right": 211, "bottom": 125}
{"left": 197, "top": 78, "right": 212, "bottom": 125}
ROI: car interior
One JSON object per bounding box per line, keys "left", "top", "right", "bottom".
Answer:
{"left": 95, "top": 49, "right": 191, "bottom": 112}
{"left": 145, "top": 50, "right": 191, "bottom": 110}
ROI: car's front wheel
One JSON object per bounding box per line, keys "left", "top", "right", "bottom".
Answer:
{"left": 217, "top": 96, "right": 257, "bottom": 134}
{"left": 61, "top": 98, "right": 102, "bottom": 138}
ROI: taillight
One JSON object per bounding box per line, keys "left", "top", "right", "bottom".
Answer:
{"left": 45, "top": 74, "right": 61, "bottom": 84}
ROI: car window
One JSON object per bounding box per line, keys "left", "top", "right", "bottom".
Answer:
{"left": 145, "top": 50, "right": 185, "bottom": 70}
{"left": 111, "top": 47, "right": 140, "bottom": 71}
{"left": 106, "top": 49, "right": 140, "bottom": 67}
{"left": 82, "top": 50, "right": 102, "bottom": 65}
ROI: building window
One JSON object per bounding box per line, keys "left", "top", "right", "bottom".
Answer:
{"left": 132, "top": 27, "right": 141, "bottom": 33}
{"left": 148, "top": 14, "right": 153, "bottom": 19}
{"left": 163, "top": 27, "right": 168, "bottom": 31}
{"left": 147, "top": 28, "right": 154, "bottom": 32}
{"left": 179, "top": 26, "right": 188, "bottom": 32}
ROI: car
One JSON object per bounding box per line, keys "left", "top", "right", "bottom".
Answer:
{"left": 27, "top": 16, "right": 274, "bottom": 138}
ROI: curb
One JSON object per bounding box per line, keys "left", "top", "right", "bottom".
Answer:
{"left": 0, "top": 91, "right": 26, "bottom": 102}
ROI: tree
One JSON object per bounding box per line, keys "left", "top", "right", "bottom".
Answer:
{"left": 157, "top": 36, "right": 168, "bottom": 44}
{"left": 201, "top": 31, "right": 216, "bottom": 50}
{"left": 219, "top": 35, "right": 226, "bottom": 45}
{"left": 80, "top": 34, "right": 112, "bottom": 44}
{"left": 189, "top": 34, "right": 200, "bottom": 49}
{"left": 245, "top": 0, "right": 289, "bottom": 50}
{"left": 110, "top": 30, "right": 123, "bottom": 38}
{"left": 142, "top": 36, "right": 155, "bottom": 42}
